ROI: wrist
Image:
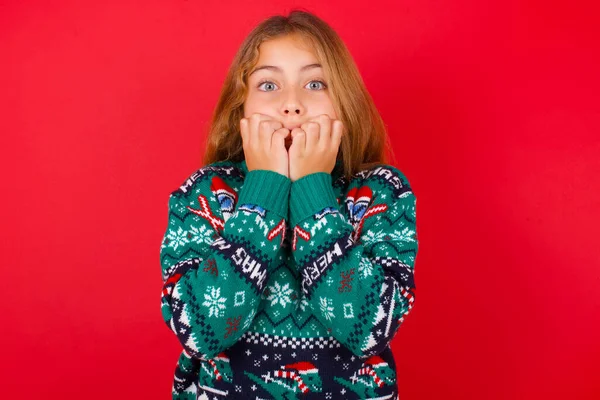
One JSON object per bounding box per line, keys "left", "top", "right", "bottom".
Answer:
{"left": 289, "top": 172, "right": 339, "bottom": 227}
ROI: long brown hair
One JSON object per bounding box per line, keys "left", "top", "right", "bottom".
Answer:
{"left": 201, "top": 9, "right": 397, "bottom": 180}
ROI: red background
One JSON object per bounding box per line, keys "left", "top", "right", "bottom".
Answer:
{"left": 1, "top": 1, "right": 599, "bottom": 398}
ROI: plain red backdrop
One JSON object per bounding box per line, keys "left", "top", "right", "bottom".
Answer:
{"left": 1, "top": 0, "right": 599, "bottom": 398}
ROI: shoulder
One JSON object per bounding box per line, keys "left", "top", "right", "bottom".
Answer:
{"left": 347, "top": 163, "right": 414, "bottom": 199}
{"left": 169, "top": 160, "right": 245, "bottom": 202}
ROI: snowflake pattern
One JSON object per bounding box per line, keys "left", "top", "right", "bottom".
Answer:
{"left": 362, "top": 226, "right": 416, "bottom": 248}
{"left": 358, "top": 255, "right": 374, "bottom": 278}
{"left": 319, "top": 297, "right": 335, "bottom": 321}
{"left": 266, "top": 281, "right": 293, "bottom": 308}
{"left": 202, "top": 286, "right": 227, "bottom": 318}
{"left": 160, "top": 164, "right": 418, "bottom": 397}
{"left": 165, "top": 226, "right": 189, "bottom": 251}
{"left": 297, "top": 297, "right": 309, "bottom": 312}
{"left": 397, "top": 226, "right": 417, "bottom": 243}
{"left": 188, "top": 224, "right": 217, "bottom": 246}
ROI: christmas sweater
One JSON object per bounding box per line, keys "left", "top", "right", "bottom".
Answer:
{"left": 159, "top": 159, "right": 419, "bottom": 400}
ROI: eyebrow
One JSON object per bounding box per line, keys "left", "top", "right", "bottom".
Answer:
{"left": 249, "top": 63, "right": 322, "bottom": 77}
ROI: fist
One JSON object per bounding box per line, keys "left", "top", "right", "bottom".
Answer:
{"left": 287, "top": 114, "right": 344, "bottom": 182}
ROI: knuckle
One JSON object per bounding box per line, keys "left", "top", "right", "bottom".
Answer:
{"left": 305, "top": 122, "right": 318, "bottom": 131}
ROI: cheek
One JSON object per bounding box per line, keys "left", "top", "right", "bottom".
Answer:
{"left": 316, "top": 99, "right": 337, "bottom": 120}
{"left": 243, "top": 95, "right": 273, "bottom": 117}
{"left": 328, "top": 102, "right": 338, "bottom": 119}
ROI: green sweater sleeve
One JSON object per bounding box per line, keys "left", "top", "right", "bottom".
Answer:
{"left": 160, "top": 169, "right": 291, "bottom": 360}
{"left": 288, "top": 166, "right": 418, "bottom": 358}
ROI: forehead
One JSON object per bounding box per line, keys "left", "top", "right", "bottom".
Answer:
{"left": 256, "top": 35, "right": 319, "bottom": 65}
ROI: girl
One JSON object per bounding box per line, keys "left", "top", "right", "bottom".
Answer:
{"left": 160, "top": 9, "right": 418, "bottom": 400}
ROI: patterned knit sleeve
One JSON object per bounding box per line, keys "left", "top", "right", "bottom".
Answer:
{"left": 160, "top": 168, "right": 291, "bottom": 360}
{"left": 288, "top": 165, "right": 418, "bottom": 358}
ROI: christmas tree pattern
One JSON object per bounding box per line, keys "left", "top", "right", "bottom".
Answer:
{"left": 245, "top": 361, "right": 323, "bottom": 400}
{"left": 197, "top": 352, "right": 234, "bottom": 395}
{"left": 333, "top": 355, "right": 397, "bottom": 399}
{"left": 171, "top": 349, "right": 199, "bottom": 400}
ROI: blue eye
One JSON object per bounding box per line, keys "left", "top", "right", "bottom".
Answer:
{"left": 306, "top": 80, "right": 327, "bottom": 90}
{"left": 257, "top": 80, "right": 328, "bottom": 92}
{"left": 257, "top": 81, "right": 278, "bottom": 91}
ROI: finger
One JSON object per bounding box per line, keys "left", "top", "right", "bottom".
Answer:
{"left": 301, "top": 121, "right": 320, "bottom": 153}
{"left": 332, "top": 120, "right": 344, "bottom": 149}
{"left": 290, "top": 127, "right": 306, "bottom": 154}
{"left": 272, "top": 127, "right": 288, "bottom": 150}
{"left": 260, "top": 120, "right": 283, "bottom": 150}
{"left": 317, "top": 114, "right": 332, "bottom": 150}
{"left": 248, "top": 113, "right": 263, "bottom": 148}
{"left": 240, "top": 118, "right": 249, "bottom": 146}
{"left": 249, "top": 113, "right": 273, "bottom": 148}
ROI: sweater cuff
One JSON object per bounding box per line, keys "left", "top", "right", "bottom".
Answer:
{"left": 289, "top": 172, "right": 339, "bottom": 227}
{"left": 237, "top": 170, "right": 291, "bottom": 219}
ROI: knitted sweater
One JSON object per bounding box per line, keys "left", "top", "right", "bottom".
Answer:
{"left": 159, "top": 159, "right": 419, "bottom": 400}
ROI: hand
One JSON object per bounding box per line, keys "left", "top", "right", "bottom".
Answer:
{"left": 287, "top": 114, "right": 344, "bottom": 182}
{"left": 240, "top": 113, "right": 291, "bottom": 178}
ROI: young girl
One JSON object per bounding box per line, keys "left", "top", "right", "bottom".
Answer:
{"left": 160, "top": 9, "right": 418, "bottom": 400}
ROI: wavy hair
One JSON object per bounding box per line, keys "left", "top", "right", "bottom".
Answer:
{"left": 201, "top": 9, "right": 396, "bottom": 180}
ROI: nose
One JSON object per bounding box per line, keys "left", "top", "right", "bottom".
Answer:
{"left": 281, "top": 87, "right": 305, "bottom": 116}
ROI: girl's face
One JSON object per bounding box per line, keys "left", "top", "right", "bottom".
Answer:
{"left": 243, "top": 35, "right": 338, "bottom": 148}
